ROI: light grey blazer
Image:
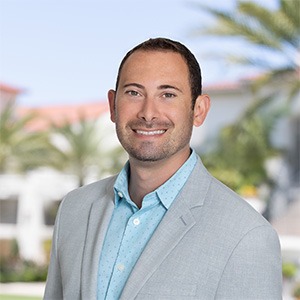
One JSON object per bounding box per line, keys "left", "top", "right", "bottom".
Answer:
{"left": 44, "top": 158, "right": 282, "bottom": 300}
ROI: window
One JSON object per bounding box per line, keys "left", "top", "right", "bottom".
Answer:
{"left": 44, "top": 200, "right": 61, "bottom": 226}
{"left": 0, "top": 198, "right": 18, "bottom": 224}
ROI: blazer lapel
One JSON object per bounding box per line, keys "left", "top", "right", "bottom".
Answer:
{"left": 120, "top": 196, "right": 195, "bottom": 299}
{"left": 81, "top": 178, "right": 116, "bottom": 299}
{"left": 120, "top": 158, "right": 212, "bottom": 299}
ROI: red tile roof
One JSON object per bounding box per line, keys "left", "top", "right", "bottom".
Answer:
{"left": 203, "top": 73, "right": 262, "bottom": 92}
{"left": 0, "top": 83, "right": 25, "bottom": 95}
{"left": 203, "top": 81, "right": 242, "bottom": 92}
{"left": 17, "top": 101, "right": 109, "bottom": 131}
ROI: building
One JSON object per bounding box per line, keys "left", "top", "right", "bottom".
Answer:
{"left": 0, "top": 78, "right": 299, "bottom": 264}
{"left": 0, "top": 84, "right": 121, "bottom": 263}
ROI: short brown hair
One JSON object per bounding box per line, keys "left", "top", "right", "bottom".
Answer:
{"left": 115, "top": 37, "right": 202, "bottom": 108}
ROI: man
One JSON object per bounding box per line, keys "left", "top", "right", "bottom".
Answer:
{"left": 44, "top": 38, "right": 282, "bottom": 299}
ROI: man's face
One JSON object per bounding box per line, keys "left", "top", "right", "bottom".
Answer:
{"left": 108, "top": 50, "right": 198, "bottom": 163}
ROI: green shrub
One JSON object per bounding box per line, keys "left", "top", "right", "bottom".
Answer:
{"left": 294, "top": 282, "right": 300, "bottom": 298}
{"left": 0, "top": 259, "right": 47, "bottom": 283}
{"left": 282, "top": 262, "right": 297, "bottom": 279}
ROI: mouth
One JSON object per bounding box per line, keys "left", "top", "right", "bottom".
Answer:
{"left": 134, "top": 129, "right": 166, "bottom": 136}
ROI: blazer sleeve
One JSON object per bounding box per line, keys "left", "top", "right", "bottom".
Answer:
{"left": 43, "top": 202, "right": 63, "bottom": 300}
{"left": 216, "top": 225, "right": 282, "bottom": 300}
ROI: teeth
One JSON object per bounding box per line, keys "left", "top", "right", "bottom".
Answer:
{"left": 136, "top": 130, "right": 165, "bottom": 136}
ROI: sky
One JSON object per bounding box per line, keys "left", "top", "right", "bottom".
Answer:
{"left": 0, "top": 0, "right": 274, "bottom": 107}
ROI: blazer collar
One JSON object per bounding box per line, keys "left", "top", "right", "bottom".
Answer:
{"left": 183, "top": 155, "right": 212, "bottom": 209}
{"left": 120, "top": 157, "right": 212, "bottom": 299}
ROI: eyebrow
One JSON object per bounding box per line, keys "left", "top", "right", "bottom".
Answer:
{"left": 123, "top": 83, "right": 183, "bottom": 93}
{"left": 123, "top": 83, "right": 144, "bottom": 89}
{"left": 158, "top": 85, "right": 183, "bottom": 93}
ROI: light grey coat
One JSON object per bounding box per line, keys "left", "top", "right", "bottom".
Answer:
{"left": 44, "top": 158, "right": 282, "bottom": 300}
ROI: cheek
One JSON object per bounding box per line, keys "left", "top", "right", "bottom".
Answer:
{"left": 115, "top": 103, "right": 135, "bottom": 123}
{"left": 169, "top": 107, "right": 193, "bottom": 124}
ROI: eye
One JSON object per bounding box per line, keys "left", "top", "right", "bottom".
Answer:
{"left": 163, "top": 92, "right": 176, "bottom": 98}
{"left": 126, "top": 90, "right": 140, "bottom": 97}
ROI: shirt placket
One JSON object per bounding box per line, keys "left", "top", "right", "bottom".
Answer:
{"left": 105, "top": 209, "right": 142, "bottom": 299}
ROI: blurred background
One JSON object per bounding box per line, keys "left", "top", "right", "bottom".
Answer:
{"left": 0, "top": 0, "right": 299, "bottom": 299}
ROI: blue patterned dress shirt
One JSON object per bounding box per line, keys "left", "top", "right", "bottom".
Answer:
{"left": 97, "top": 150, "right": 198, "bottom": 299}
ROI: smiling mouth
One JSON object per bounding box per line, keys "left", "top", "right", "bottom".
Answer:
{"left": 135, "top": 129, "right": 166, "bottom": 136}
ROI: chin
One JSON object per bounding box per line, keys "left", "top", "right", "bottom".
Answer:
{"left": 127, "top": 148, "right": 169, "bottom": 162}
{"left": 131, "top": 153, "right": 165, "bottom": 162}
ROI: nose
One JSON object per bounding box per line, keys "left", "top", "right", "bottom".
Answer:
{"left": 137, "top": 97, "right": 158, "bottom": 122}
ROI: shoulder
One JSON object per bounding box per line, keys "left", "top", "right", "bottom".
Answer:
{"left": 189, "top": 158, "right": 274, "bottom": 234}
{"left": 209, "top": 175, "right": 270, "bottom": 228}
{"left": 52, "top": 175, "right": 117, "bottom": 243}
{"left": 58, "top": 175, "right": 117, "bottom": 217}
{"left": 66, "top": 175, "right": 117, "bottom": 202}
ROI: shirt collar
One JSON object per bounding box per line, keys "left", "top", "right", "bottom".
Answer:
{"left": 114, "top": 161, "right": 131, "bottom": 206}
{"left": 114, "top": 149, "right": 198, "bottom": 209}
{"left": 156, "top": 150, "right": 197, "bottom": 209}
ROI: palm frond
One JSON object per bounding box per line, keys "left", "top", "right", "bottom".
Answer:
{"left": 0, "top": 103, "right": 53, "bottom": 173}
{"left": 281, "top": 0, "right": 300, "bottom": 29}
{"left": 238, "top": 1, "right": 299, "bottom": 48}
{"left": 193, "top": 3, "right": 282, "bottom": 50}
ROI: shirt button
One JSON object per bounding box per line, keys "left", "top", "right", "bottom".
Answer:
{"left": 133, "top": 218, "right": 140, "bottom": 226}
{"left": 117, "top": 191, "right": 123, "bottom": 198}
{"left": 117, "top": 264, "right": 125, "bottom": 271}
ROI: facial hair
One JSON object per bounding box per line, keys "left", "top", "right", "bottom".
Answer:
{"left": 115, "top": 114, "right": 194, "bottom": 162}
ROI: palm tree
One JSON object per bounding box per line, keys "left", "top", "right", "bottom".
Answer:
{"left": 201, "top": 93, "right": 283, "bottom": 192}
{"left": 0, "top": 103, "right": 52, "bottom": 173}
{"left": 192, "top": 0, "right": 299, "bottom": 218}
{"left": 49, "top": 116, "right": 126, "bottom": 186}
{"left": 192, "top": 0, "right": 299, "bottom": 100}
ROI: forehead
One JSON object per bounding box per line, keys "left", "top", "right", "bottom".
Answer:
{"left": 119, "top": 50, "right": 189, "bottom": 81}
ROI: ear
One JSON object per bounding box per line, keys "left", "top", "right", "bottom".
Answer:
{"left": 108, "top": 89, "right": 116, "bottom": 123}
{"left": 193, "top": 94, "right": 210, "bottom": 127}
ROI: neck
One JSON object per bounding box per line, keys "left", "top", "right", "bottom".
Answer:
{"left": 128, "top": 148, "right": 191, "bottom": 208}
